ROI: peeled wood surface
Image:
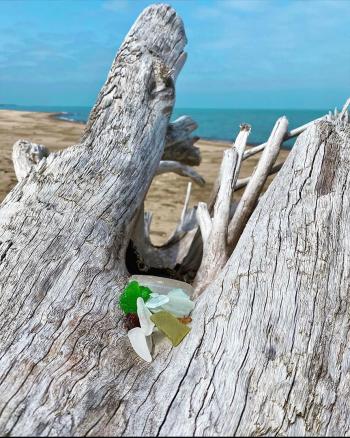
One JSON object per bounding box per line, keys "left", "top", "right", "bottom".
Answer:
{"left": 194, "top": 148, "right": 238, "bottom": 293}
{"left": 0, "top": 5, "right": 186, "bottom": 435}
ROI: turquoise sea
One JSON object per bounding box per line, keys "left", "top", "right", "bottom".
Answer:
{"left": 0, "top": 104, "right": 327, "bottom": 147}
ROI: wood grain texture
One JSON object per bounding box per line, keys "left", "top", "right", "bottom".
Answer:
{"left": 155, "top": 119, "right": 350, "bottom": 436}
{"left": 0, "top": 4, "right": 349, "bottom": 436}
{"left": 228, "top": 116, "right": 288, "bottom": 251}
{"left": 90, "top": 117, "right": 350, "bottom": 437}
{"left": 0, "top": 4, "right": 186, "bottom": 435}
{"left": 1, "top": 116, "right": 345, "bottom": 437}
{"left": 163, "top": 115, "right": 201, "bottom": 165}
{"left": 24, "top": 117, "right": 347, "bottom": 437}
{"left": 12, "top": 139, "right": 49, "bottom": 181}
{"left": 194, "top": 148, "right": 238, "bottom": 294}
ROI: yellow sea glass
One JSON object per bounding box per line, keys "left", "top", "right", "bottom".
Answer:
{"left": 150, "top": 311, "right": 191, "bottom": 346}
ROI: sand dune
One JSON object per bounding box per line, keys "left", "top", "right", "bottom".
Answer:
{"left": 0, "top": 109, "right": 289, "bottom": 244}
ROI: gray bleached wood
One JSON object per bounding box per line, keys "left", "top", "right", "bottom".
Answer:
{"left": 131, "top": 183, "right": 199, "bottom": 273}
{"left": 163, "top": 115, "right": 201, "bottom": 165}
{"left": 176, "top": 125, "right": 251, "bottom": 284}
{"left": 2, "top": 3, "right": 350, "bottom": 436}
{"left": 12, "top": 139, "right": 49, "bottom": 181}
{"left": 58, "top": 115, "right": 349, "bottom": 437}
{"left": 235, "top": 161, "right": 284, "bottom": 191}
{"left": 228, "top": 116, "right": 288, "bottom": 250}
{"left": 243, "top": 115, "right": 326, "bottom": 160}
{"left": 8, "top": 111, "right": 346, "bottom": 437}
{"left": 0, "top": 4, "right": 187, "bottom": 436}
{"left": 193, "top": 148, "right": 238, "bottom": 294}
{"left": 339, "top": 98, "right": 350, "bottom": 120}
{"left": 132, "top": 201, "right": 198, "bottom": 271}
{"left": 12, "top": 115, "right": 201, "bottom": 181}
{"left": 208, "top": 124, "right": 251, "bottom": 211}
{"left": 151, "top": 116, "right": 350, "bottom": 437}
{"left": 156, "top": 160, "right": 205, "bottom": 186}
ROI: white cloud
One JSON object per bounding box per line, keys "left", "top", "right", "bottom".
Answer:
{"left": 102, "top": 0, "right": 129, "bottom": 13}
{"left": 224, "top": 0, "right": 269, "bottom": 13}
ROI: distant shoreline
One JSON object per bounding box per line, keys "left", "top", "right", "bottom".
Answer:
{"left": 0, "top": 107, "right": 289, "bottom": 241}
{"left": 0, "top": 104, "right": 326, "bottom": 147}
{"left": 54, "top": 112, "right": 86, "bottom": 124}
{"left": 0, "top": 107, "right": 292, "bottom": 148}
{"left": 50, "top": 111, "right": 295, "bottom": 149}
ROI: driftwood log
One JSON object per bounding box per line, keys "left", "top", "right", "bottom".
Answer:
{"left": 12, "top": 115, "right": 200, "bottom": 182}
{"left": 0, "top": 4, "right": 350, "bottom": 436}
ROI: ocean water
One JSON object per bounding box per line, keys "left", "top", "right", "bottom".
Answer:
{"left": 0, "top": 104, "right": 327, "bottom": 147}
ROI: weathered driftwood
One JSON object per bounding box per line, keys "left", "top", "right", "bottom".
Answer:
{"left": 193, "top": 148, "right": 238, "bottom": 293}
{"left": 228, "top": 116, "right": 288, "bottom": 250}
{"left": 12, "top": 139, "right": 49, "bottom": 181}
{"left": 193, "top": 124, "right": 251, "bottom": 293}
{"left": 3, "top": 114, "right": 347, "bottom": 436}
{"left": 131, "top": 183, "right": 198, "bottom": 272}
{"left": 12, "top": 116, "right": 202, "bottom": 182}
{"left": 163, "top": 115, "right": 201, "bottom": 165}
{"left": 156, "top": 160, "right": 205, "bottom": 186}
{"left": 0, "top": 5, "right": 187, "bottom": 435}
{"left": 243, "top": 115, "right": 326, "bottom": 160}
{"left": 1, "top": 3, "right": 350, "bottom": 436}
{"left": 339, "top": 98, "right": 350, "bottom": 120}
{"left": 173, "top": 125, "right": 251, "bottom": 285}
{"left": 141, "top": 117, "right": 350, "bottom": 437}
{"left": 207, "top": 124, "right": 251, "bottom": 211}
{"left": 235, "top": 161, "right": 284, "bottom": 191}
{"left": 176, "top": 118, "right": 287, "bottom": 288}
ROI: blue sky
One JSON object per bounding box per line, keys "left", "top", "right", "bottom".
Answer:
{"left": 0, "top": 0, "right": 349, "bottom": 109}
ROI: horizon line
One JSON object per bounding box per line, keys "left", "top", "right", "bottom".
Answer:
{"left": 0, "top": 103, "right": 332, "bottom": 112}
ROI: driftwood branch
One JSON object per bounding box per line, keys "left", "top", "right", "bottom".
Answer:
{"left": 12, "top": 139, "right": 49, "bottom": 181}
{"left": 156, "top": 160, "right": 205, "bottom": 186}
{"left": 228, "top": 116, "right": 288, "bottom": 251}
{"left": 235, "top": 161, "right": 284, "bottom": 191}
{"left": 163, "top": 115, "right": 201, "bottom": 165}
{"left": 243, "top": 115, "right": 325, "bottom": 160}
{"left": 0, "top": 5, "right": 188, "bottom": 435}
{"left": 193, "top": 148, "right": 238, "bottom": 293}
{"left": 131, "top": 182, "right": 198, "bottom": 272}
{"left": 208, "top": 124, "right": 251, "bottom": 210}
{"left": 339, "top": 97, "right": 350, "bottom": 121}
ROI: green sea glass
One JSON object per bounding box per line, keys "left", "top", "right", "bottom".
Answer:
{"left": 150, "top": 311, "right": 191, "bottom": 346}
{"left": 119, "top": 281, "right": 151, "bottom": 314}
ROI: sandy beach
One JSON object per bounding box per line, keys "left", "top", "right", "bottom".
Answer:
{"left": 0, "top": 109, "right": 289, "bottom": 244}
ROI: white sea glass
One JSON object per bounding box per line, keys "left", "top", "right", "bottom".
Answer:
{"left": 161, "top": 294, "right": 195, "bottom": 317}
{"left": 145, "top": 294, "right": 170, "bottom": 309}
{"left": 128, "top": 327, "right": 152, "bottom": 362}
{"left": 136, "top": 297, "right": 154, "bottom": 336}
{"left": 168, "top": 288, "right": 190, "bottom": 300}
{"left": 130, "top": 275, "right": 194, "bottom": 298}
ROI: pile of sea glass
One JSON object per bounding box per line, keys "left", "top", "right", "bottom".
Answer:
{"left": 119, "top": 275, "right": 195, "bottom": 362}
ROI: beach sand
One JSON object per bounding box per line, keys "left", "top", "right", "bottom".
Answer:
{"left": 0, "top": 109, "right": 289, "bottom": 244}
